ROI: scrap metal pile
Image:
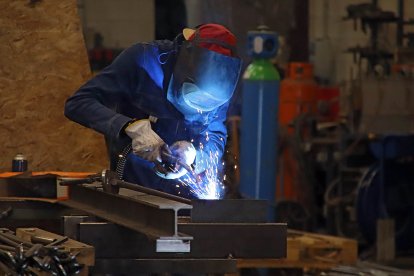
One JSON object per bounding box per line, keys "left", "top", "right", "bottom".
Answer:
{"left": 0, "top": 229, "right": 83, "bottom": 275}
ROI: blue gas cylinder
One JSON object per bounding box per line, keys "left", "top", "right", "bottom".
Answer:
{"left": 239, "top": 27, "right": 280, "bottom": 221}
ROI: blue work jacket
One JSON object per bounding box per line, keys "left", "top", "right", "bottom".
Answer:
{"left": 64, "top": 40, "right": 229, "bottom": 199}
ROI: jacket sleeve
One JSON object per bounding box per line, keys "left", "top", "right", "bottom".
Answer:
{"left": 193, "top": 103, "right": 229, "bottom": 174}
{"left": 64, "top": 45, "right": 141, "bottom": 139}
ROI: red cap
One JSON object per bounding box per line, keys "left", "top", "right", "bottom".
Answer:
{"left": 183, "top": 24, "right": 237, "bottom": 56}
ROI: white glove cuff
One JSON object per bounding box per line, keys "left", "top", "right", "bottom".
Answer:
{"left": 125, "top": 120, "right": 156, "bottom": 138}
{"left": 125, "top": 119, "right": 165, "bottom": 162}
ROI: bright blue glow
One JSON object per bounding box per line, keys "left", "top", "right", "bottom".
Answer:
{"left": 178, "top": 149, "right": 225, "bottom": 199}
{"left": 177, "top": 133, "right": 225, "bottom": 199}
{"left": 136, "top": 50, "right": 164, "bottom": 89}
{"left": 181, "top": 82, "right": 226, "bottom": 112}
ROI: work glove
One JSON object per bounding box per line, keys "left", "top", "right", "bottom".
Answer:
{"left": 125, "top": 119, "right": 165, "bottom": 162}
{"left": 155, "top": 140, "right": 196, "bottom": 180}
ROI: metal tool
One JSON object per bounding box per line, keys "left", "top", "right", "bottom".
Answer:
{"left": 0, "top": 229, "right": 83, "bottom": 275}
{"left": 60, "top": 170, "right": 191, "bottom": 205}
{"left": 156, "top": 145, "right": 200, "bottom": 182}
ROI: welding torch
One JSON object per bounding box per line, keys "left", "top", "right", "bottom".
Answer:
{"left": 155, "top": 144, "right": 200, "bottom": 182}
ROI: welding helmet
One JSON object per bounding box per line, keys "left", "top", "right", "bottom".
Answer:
{"left": 167, "top": 24, "right": 242, "bottom": 119}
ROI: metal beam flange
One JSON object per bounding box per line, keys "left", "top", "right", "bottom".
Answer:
{"left": 59, "top": 185, "right": 192, "bottom": 250}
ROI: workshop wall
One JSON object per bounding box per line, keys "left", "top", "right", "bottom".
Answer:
{"left": 0, "top": 0, "right": 108, "bottom": 172}
{"left": 309, "top": 0, "right": 414, "bottom": 84}
{"left": 187, "top": 0, "right": 295, "bottom": 67}
{"left": 185, "top": 0, "right": 296, "bottom": 116}
{"left": 78, "top": 0, "right": 155, "bottom": 49}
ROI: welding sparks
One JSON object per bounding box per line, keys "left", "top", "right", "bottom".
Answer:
{"left": 178, "top": 146, "right": 225, "bottom": 199}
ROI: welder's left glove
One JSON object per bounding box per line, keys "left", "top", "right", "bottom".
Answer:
{"left": 125, "top": 119, "right": 165, "bottom": 162}
{"left": 155, "top": 140, "right": 196, "bottom": 179}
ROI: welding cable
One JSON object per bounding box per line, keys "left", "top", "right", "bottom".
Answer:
{"left": 324, "top": 178, "right": 357, "bottom": 206}
{"left": 115, "top": 144, "right": 132, "bottom": 180}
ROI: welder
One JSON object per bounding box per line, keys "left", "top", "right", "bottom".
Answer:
{"left": 64, "top": 24, "right": 242, "bottom": 199}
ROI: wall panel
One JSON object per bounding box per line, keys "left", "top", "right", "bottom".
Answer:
{"left": 0, "top": 0, "right": 107, "bottom": 172}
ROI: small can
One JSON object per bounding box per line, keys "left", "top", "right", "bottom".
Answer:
{"left": 12, "top": 153, "right": 28, "bottom": 172}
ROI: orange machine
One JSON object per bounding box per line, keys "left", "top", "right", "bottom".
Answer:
{"left": 279, "top": 63, "right": 318, "bottom": 127}
{"left": 277, "top": 63, "right": 318, "bottom": 201}
{"left": 316, "top": 86, "right": 340, "bottom": 122}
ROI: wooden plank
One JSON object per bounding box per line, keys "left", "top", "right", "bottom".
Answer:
{"left": 16, "top": 227, "right": 95, "bottom": 267}
{"left": 288, "top": 229, "right": 358, "bottom": 265}
{"left": 236, "top": 258, "right": 335, "bottom": 270}
{"left": 287, "top": 239, "right": 301, "bottom": 261}
{"left": 234, "top": 230, "right": 358, "bottom": 272}
{"left": 0, "top": 0, "right": 107, "bottom": 172}
{"left": 376, "top": 219, "right": 395, "bottom": 262}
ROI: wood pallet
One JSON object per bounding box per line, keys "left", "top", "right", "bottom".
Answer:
{"left": 236, "top": 229, "right": 358, "bottom": 271}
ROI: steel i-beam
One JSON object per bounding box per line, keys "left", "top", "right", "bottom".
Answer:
{"left": 59, "top": 184, "right": 192, "bottom": 252}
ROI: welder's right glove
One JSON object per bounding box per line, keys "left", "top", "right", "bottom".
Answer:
{"left": 125, "top": 119, "right": 165, "bottom": 162}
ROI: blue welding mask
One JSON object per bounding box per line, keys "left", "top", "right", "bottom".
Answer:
{"left": 167, "top": 39, "right": 242, "bottom": 120}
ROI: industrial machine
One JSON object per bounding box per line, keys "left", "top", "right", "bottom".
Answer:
{"left": 336, "top": 1, "right": 414, "bottom": 253}
{"left": 277, "top": 62, "right": 318, "bottom": 229}
{"left": 264, "top": 1, "right": 414, "bottom": 258}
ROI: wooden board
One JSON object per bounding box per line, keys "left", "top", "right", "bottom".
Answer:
{"left": 0, "top": 0, "right": 107, "bottom": 172}
{"left": 287, "top": 229, "right": 358, "bottom": 265}
{"left": 236, "top": 229, "right": 358, "bottom": 271}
